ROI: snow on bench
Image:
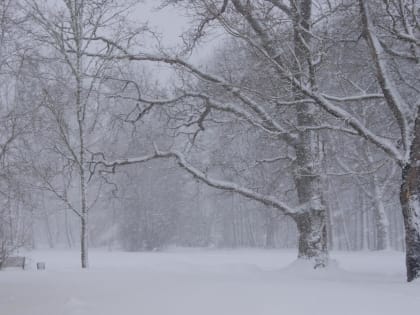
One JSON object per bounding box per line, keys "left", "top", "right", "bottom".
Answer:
{"left": 0, "top": 256, "right": 26, "bottom": 270}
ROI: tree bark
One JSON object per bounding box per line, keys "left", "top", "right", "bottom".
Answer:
{"left": 293, "top": 141, "right": 328, "bottom": 267}
{"left": 80, "top": 215, "right": 88, "bottom": 268}
{"left": 293, "top": 102, "right": 328, "bottom": 265}
{"left": 75, "top": 1, "right": 88, "bottom": 268}
{"left": 293, "top": 210, "right": 327, "bottom": 267}
{"left": 400, "top": 108, "right": 420, "bottom": 282}
{"left": 290, "top": 0, "right": 328, "bottom": 267}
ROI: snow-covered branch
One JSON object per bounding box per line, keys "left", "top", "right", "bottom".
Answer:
{"left": 94, "top": 148, "right": 300, "bottom": 216}
{"left": 321, "top": 93, "right": 384, "bottom": 102}
{"left": 86, "top": 39, "right": 405, "bottom": 163}
{"left": 359, "top": 0, "right": 413, "bottom": 154}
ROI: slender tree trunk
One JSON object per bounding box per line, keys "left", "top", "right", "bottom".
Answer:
{"left": 80, "top": 215, "right": 88, "bottom": 268}
{"left": 44, "top": 213, "right": 55, "bottom": 249}
{"left": 247, "top": 213, "right": 257, "bottom": 247}
{"left": 361, "top": 202, "right": 369, "bottom": 251}
{"left": 337, "top": 195, "right": 351, "bottom": 251}
{"left": 79, "top": 149, "right": 88, "bottom": 268}
{"left": 365, "top": 145, "right": 391, "bottom": 250}
{"left": 265, "top": 215, "right": 276, "bottom": 248}
{"left": 325, "top": 178, "right": 335, "bottom": 250}
{"left": 64, "top": 209, "right": 74, "bottom": 248}
{"left": 321, "top": 139, "right": 334, "bottom": 250}
{"left": 69, "top": 0, "right": 89, "bottom": 269}
{"left": 373, "top": 181, "right": 390, "bottom": 250}
{"left": 400, "top": 109, "right": 420, "bottom": 282}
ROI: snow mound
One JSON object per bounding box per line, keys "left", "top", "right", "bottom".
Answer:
{"left": 278, "top": 258, "right": 342, "bottom": 280}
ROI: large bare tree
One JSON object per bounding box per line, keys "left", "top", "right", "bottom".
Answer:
{"left": 85, "top": 0, "right": 419, "bottom": 281}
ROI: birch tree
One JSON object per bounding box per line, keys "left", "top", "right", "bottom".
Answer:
{"left": 21, "top": 0, "right": 139, "bottom": 268}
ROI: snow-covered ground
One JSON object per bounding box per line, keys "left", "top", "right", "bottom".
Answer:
{"left": 1, "top": 248, "right": 419, "bottom": 315}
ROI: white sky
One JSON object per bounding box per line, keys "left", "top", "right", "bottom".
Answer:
{"left": 133, "top": 1, "right": 188, "bottom": 48}
{"left": 129, "top": 0, "right": 225, "bottom": 82}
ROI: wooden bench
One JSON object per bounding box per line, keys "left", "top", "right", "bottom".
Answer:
{"left": 0, "top": 256, "right": 26, "bottom": 269}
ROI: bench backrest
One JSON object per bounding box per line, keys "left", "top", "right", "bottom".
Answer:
{"left": 0, "top": 256, "right": 25, "bottom": 269}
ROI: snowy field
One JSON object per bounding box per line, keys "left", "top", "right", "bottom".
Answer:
{"left": 1, "top": 249, "right": 419, "bottom": 315}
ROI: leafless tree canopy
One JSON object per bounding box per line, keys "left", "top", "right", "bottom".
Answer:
{"left": 0, "top": 0, "right": 419, "bottom": 282}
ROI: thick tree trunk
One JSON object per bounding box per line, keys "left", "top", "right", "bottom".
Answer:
{"left": 292, "top": 103, "right": 328, "bottom": 267}
{"left": 294, "top": 210, "right": 327, "bottom": 267}
{"left": 293, "top": 101, "right": 328, "bottom": 266}
{"left": 290, "top": 0, "right": 328, "bottom": 267}
{"left": 400, "top": 109, "right": 420, "bottom": 282}
{"left": 293, "top": 159, "right": 328, "bottom": 267}
{"left": 400, "top": 168, "right": 420, "bottom": 282}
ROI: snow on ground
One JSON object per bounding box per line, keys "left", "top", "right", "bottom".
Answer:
{"left": 1, "top": 248, "right": 419, "bottom": 315}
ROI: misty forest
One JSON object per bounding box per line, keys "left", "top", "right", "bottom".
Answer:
{"left": 1, "top": 1, "right": 420, "bottom": 314}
